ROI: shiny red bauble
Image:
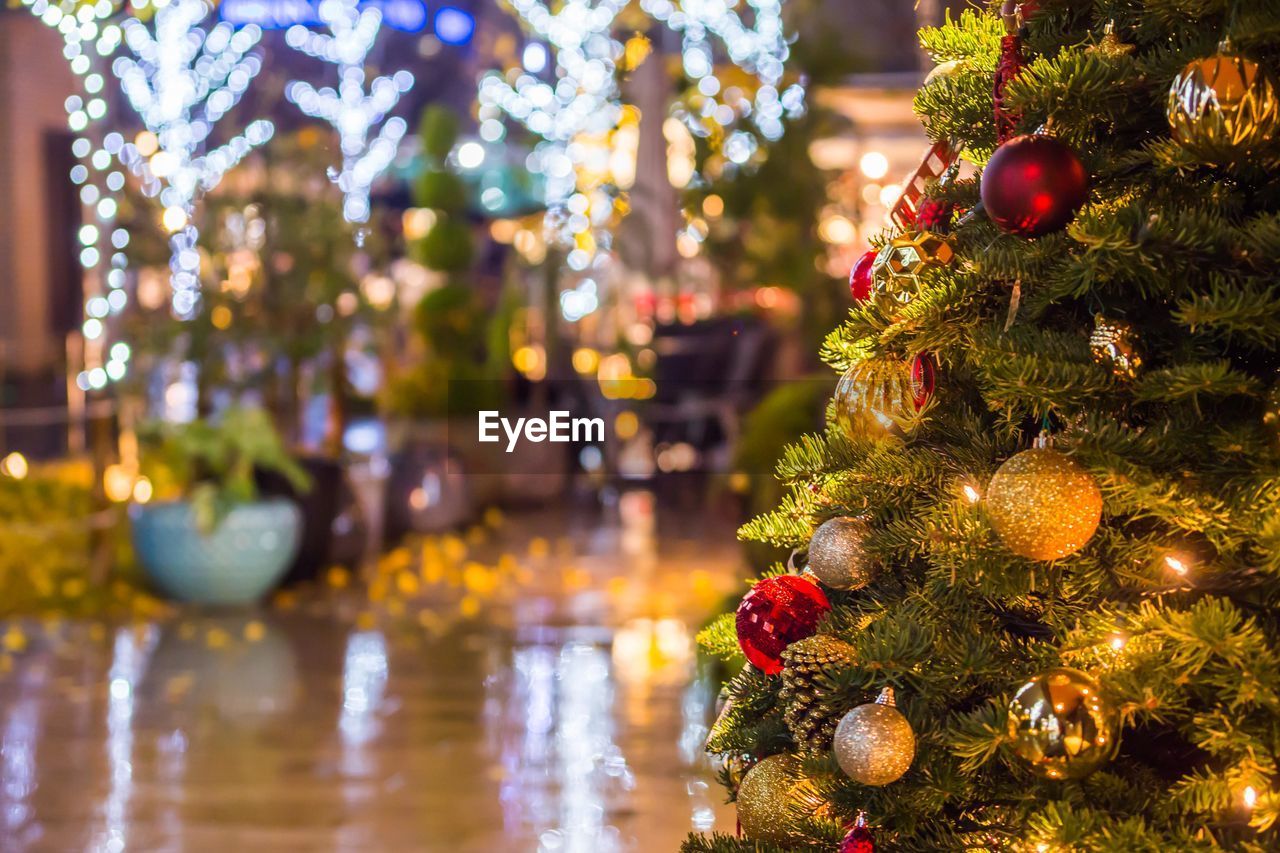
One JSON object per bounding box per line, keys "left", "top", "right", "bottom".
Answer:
{"left": 849, "top": 250, "right": 876, "bottom": 302}
{"left": 910, "top": 353, "right": 936, "bottom": 409}
{"left": 735, "top": 575, "right": 831, "bottom": 675}
{"left": 839, "top": 814, "right": 875, "bottom": 853}
{"left": 980, "top": 134, "right": 1089, "bottom": 238}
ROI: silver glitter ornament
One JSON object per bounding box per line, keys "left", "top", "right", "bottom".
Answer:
{"left": 807, "top": 517, "right": 877, "bottom": 590}
{"left": 833, "top": 687, "right": 915, "bottom": 786}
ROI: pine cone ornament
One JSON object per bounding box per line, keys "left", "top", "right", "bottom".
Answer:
{"left": 780, "top": 634, "right": 857, "bottom": 752}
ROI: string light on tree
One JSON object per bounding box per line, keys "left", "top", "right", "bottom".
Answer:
{"left": 284, "top": 0, "right": 414, "bottom": 225}
{"left": 477, "top": 0, "right": 628, "bottom": 273}
{"left": 638, "top": 0, "right": 805, "bottom": 149}
{"left": 21, "top": 0, "right": 133, "bottom": 388}
{"left": 481, "top": 0, "right": 805, "bottom": 279}
{"left": 112, "top": 0, "right": 274, "bottom": 317}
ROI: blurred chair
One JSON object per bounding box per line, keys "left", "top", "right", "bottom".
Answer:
{"left": 640, "top": 315, "right": 775, "bottom": 473}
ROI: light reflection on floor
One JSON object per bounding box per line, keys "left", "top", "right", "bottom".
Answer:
{"left": 0, "top": 489, "right": 742, "bottom": 850}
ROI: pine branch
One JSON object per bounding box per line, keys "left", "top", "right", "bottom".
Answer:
{"left": 698, "top": 612, "right": 744, "bottom": 662}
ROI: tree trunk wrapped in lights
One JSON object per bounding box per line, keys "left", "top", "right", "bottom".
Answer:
{"left": 686, "top": 3, "right": 1280, "bottom": 850}
{"left": 112, "top": 0, "right": 274, "bottom": 318}
{"left": 283, "top": 0, "right": 414, "bottom": 226}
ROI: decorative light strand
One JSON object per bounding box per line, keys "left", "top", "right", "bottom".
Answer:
{"left": 480, "top": 0, "right": 805, "bottom": 280}
{"left": 112, "top": 0, "right": 274, "bottom": 318}
{"left": 284, "top": 0, "right": 415, "bottom": 225}
{"left": 640, "top": 0, "right": 805, "bottom": 154}
{"left": 23, "top": 0, "right": 133, "bottom": 388}
{"left": 477, "top": 0, "right": 628, "bottom": 273}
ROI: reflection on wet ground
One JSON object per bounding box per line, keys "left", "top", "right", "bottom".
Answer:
{"left": 0, "top": 490, "right": 743, "bottom": 851}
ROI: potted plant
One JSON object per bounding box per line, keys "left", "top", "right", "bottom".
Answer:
{"left": 124, "top": 130, "right": 391, "bottom": 584}
{"left": 131, "top": 406, "right": 311, "bottom": 605}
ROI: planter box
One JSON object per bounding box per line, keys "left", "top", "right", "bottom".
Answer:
{"left": 131, "top": 499, "right": 302, "bottom": 605}
{"left": 257, "top": 456, "right": 360, "bottom": 585}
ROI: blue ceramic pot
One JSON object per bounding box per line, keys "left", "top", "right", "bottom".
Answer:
{"left": 131, "top": 499, "right": 302, "bottom": 605}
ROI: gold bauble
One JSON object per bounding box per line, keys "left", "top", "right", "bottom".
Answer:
{"left": 832, "top": 359, "right": 924, "bottom": 440}
{"left": 985, "top": 446, "right": 1102, "bottom": 561}
{"left": 870, "top": 230, "right": 955, "bottom": 309}
{"left": 1167, "top": 42, "right": 1280, "bottom": 164}
{"left": 1007, "top": 667, "right": 1118, "bottom": 780}
{"left": 736, "top": 754, "right": 827, "bottom": 844}
{"left": 1089, "top": 314, "right": 1144, "bottom": 379}
{"left": 832, "top": 688, "right": 915, "bottom": 786}
{"left": 807, "top": 516, "right": 877, "bottom": 590}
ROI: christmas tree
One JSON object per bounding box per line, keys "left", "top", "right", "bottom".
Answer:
{"left": 687, "top": 1, "right": 1280, "bottom": 850}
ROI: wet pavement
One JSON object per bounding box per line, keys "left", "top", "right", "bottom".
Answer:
{"left": 0, "top": 490, "right": 744, "bottom": 851}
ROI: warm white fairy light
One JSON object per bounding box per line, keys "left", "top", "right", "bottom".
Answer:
{"left": 284, "top": 0, "right": 414, "bottom": 225}
{"left": 640, "top": 0, "right": 805, "bottom": 149}
{"left": 477, "top": 0, "right": 628, "bottom": 273}
{"left": 481, "top": 0, "right": 804, "bottom": 288}
{"left": 23, "top": 0, "right": 133, "bottom": 388}
{"left": 112, "top": 0, "right": 274, "bottom": 318}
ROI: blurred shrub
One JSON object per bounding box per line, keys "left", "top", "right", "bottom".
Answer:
{"left": 0, "top": 461, "right": 162, "bottom": 618}
{"left": 733, "top": 377, "right": 830, "bottom": 569}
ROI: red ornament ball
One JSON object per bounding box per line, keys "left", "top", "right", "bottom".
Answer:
{"left": 849, "top": 250, "right": 876, "bottom": 303}
{"left": 840, "top": 814, "right": 875, "bottom": 853}
{"left": 910, "top": 353, "right": 936, "bottom": 409}
{"left": 980, "top": 134, "right": 1089, "bottom": 237}
{"left": 735, "top": 575, "right": 831, "bottom": 675}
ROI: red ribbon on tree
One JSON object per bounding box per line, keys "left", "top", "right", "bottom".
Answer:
{"left": 993, "top": 33, "right": 1026, "bottom": 142}
{"left": 994, "top": 0, "right": 1040, "bottom": 142}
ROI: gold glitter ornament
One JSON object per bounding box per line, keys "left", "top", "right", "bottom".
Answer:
{"left": 807, "top": 516, "right": 878, "bottom": 590}
{"left": 1167, "top": 40, "right": 1280, "bottom": 165}
{"left": 1090, "top": 21, "right": 1134, "bottom": 59}
{"left": 985, "top": 441, "right": 1102, "bottom": 561}
{"left": 1007, "top": 667, "right": 1118, "bottom": 780}
{"left": 736, "top": 753, "right": 828, "bottom": 844}
{"left": 1089, "top": 314, "right": 1144, "bottom": 379}
{"left": 833, "top": 687, "right": 916, "bottom": 786}
{"left": 870, "top": 230, "right": 955, "bottom": 309}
